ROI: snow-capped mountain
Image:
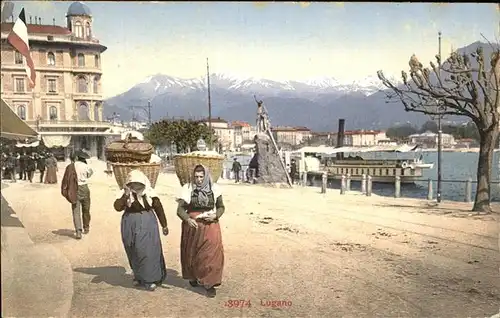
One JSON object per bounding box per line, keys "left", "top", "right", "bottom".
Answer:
{"left": 105, "top": 72, "right": 408, "bottom": 131}
{"left": 127, "top": 72, "right": 400, "bottom": 98}
{"left": 103, "top": 41, "right": 488, "bottom": 132}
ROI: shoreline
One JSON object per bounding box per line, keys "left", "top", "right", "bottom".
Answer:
{"left": 422, "top": 148, "right": 500, "bottom": 153}
{"left": 1, "top": 160, "right": 498, "bottom": 317}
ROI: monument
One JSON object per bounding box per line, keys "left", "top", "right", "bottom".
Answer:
{"left": 251, "top": 96, "right": 292, "bottom": 187}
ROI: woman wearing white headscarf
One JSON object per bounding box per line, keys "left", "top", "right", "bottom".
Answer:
{"left": 176, "top": 164, "right": 225, "bottom": 298}
{"left": 114, "top": 170, "right": 169, "bottom": 291}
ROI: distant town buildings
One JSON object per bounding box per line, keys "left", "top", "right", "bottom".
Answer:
{"left": 272, "top": 126, "right": 312, "bottom": 146}
{"left": 201, "top": 117, "right": 234, "bottom": 150}
{"left": 310, "top": 132, "right": 334, "bottom": 145}
{"left": 197, "top": 118, "right": 315, "bottom": 151}
{"left": 0, "top": 1, "right": 120, "bottom": 159}
{"left": 454, "top": 138, "right": 478, "bottom": 148}
{"left": 232, "top": 120, "right": 257, "bottom": 146}
{"left": 408, "top": 131, "right": 456, "bottom": 148}
{"left": 194, "top": 119, "right": 395, "bottom": 151}
{"left": 329, "top": 130, "right": 388, "bottom": 147}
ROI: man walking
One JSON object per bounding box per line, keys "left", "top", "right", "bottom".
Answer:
{"left": 61, "top": 150, "right": 93, "bottom": 239}
{"left": 6, "top": 153, "right": 17, "bottom": 182}
{"left": 36, "top": 152, "right": 46, "bottom": 183}
{"left": 18, "top": 152, "right": 27, "bottom": 180}
{"left": 26, "top": 153, "right": 36, "bottom": 183}
{"left": 290, "top": 159, "right": 298, "bottom": 185}
{"left": 231, "top": 157, "right": 242, "bottom": 183}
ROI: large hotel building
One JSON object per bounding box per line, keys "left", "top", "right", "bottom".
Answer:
{"left": 0, "top": 1, "right": 120, "bottom": 159}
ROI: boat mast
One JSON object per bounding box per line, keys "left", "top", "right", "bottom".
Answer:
{"left": 206, "top": 57, "right": 212, "bottom": 150}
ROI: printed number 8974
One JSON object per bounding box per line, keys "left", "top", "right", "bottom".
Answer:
{"left": 224, "top": 299, "right": 251, "bottom": 308}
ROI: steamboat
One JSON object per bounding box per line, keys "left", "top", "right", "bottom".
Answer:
{"left": 299, "top": 145, "right": 434, "bottom": 184}
{"left": 285, "top": 117, "right": 434, "bottom": 184}
{"left": 289, "top": 144, "right": 433, "bottom": 184}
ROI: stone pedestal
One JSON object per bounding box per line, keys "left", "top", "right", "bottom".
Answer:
{"left": 253, "top": 133, "right": 289, "bottom": 185}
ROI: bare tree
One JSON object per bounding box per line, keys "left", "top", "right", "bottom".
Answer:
{"left": 377, "top": 42, "right": 500, "bottom": 213}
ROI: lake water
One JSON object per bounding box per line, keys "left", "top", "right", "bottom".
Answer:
{"left": 224, "top": 151, "right": 500, "bottom": 202}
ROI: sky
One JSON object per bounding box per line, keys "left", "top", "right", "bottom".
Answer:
{"left": 8, "top": 1, "right": 500, "bottom": 98}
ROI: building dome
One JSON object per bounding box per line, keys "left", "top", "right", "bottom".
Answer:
{"left": 67, "top": 1, "right": 91, "bottom": 17}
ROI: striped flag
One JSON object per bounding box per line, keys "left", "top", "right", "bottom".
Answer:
{"left": 7, "top": 8, "right": 35, "bottom": 88}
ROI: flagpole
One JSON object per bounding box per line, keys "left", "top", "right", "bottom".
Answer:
{"left": 7, "top": 7, "right": 37, "bottom": 130}
{"left": 206, "top": 57, "right": 212, "bottom": 150}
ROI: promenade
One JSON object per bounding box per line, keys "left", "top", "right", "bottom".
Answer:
{"left": 1, "top": 161, "right": 499, "bottom": 317}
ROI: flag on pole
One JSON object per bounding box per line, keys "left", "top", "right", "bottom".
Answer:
{"left": 7, "top": 8, "right": 36, "bottom": 88}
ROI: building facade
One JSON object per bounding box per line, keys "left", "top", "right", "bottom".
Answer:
{"left": 408, "top": 131, "right": 456, "bottom": 148}
{"left": 310, "top": 132, "right": 334, "bottom": 146}
{"left": 0, "top": 1, "right": 119, "bottom": 159}
{"left": 202, "top": 117, "right": 235, "bottom": 151}
{"left": 272, "top": 126, "right": 312, "bottom": 146}
{"left": 231, "top": 120, "right": 257, "bottom": 149}
{"left": 331, "top": 130, "right": 388, "bottom": 147}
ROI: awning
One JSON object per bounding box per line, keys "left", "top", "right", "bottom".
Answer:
{"left": 42, "top": 135, "right": 71, "bottom": 148}
{"left": 1, "top": 98, "right": 38, "bottom": 140}
{"left": 16, "top": 140, "right": 40, "bottom": 148}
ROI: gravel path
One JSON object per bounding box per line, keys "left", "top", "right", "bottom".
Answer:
{"left": 1, "top": 165, "right": 499, "bottom": 317}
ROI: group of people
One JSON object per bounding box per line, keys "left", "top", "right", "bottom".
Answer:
{"left": 232, "top": 156, "right": 299, "bottom": 184}
{"left": 60, "top": 152, "right": 225, "bottom": 298}
{"left": 0, "top": 151, "right": 58, "bottom": 184}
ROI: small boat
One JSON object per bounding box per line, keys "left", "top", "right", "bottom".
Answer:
{"left": 288, "top": 144, "right": 434, "bottom": 184}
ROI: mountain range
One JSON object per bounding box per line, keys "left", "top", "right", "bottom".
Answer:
{"left": 104, "top": 41, "right": 497, "bottom": 132}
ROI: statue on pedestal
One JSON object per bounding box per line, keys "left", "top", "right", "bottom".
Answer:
{"left": 251, "top": 96, "right": 292, "bottom": 187}
{"left": 255, "top": 96, "right": 269, "bottom": 134}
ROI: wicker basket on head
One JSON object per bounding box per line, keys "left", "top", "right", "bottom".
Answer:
{"left": 174, "top": 152, "right": 224, "bottom": 186}
{"left": 105, "top": 134, "right": 154, "bottom": 164}
{"left": 112, "top": 162, "right": 161, "bottom": 189}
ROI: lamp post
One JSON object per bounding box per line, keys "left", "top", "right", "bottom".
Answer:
{"left": 437, "top": 31, "right": 443, "bottom": 203}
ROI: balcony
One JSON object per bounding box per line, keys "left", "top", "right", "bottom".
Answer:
{"left": 26, "top": 119, "right": 112, "bottom": 129}
{"left": 72, "top": 92, "right": 103, "bottom": 100}
{"left": 69, "top": 36, "right": 100, "bottom": 44}
{"left": 71, "top": 67, "right": 103, "bottom": 74}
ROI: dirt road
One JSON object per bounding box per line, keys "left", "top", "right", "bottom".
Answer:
{"left": 1, "top": 168, "right": 499, "bottom": 317}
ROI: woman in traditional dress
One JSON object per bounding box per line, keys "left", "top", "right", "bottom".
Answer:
{"left": 113, "top": 170, "right": 169, "bottom": 291}
{"left": 44, "top": 153, "right": 58, "bottom": 184}
{"left": 176, "top": 164, "right": 225, "bottom": 298}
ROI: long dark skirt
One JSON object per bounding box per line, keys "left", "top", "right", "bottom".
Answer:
{"left": 181, "top": 211, "right": 224, "bottom": 289}
{"left": 121, "top": 211, "right": 167, "bottom": 285}
{"left": 44, "top": 166, "right": 57, "bottom": 184}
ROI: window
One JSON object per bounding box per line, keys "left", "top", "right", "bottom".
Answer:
{"left": 74, "top": 21, "right": 83, "bottom": 38}
{"left": 93, "top": 77, "right": 99, "bottom": 93}
{"left": 85, "top": 22, "right": 92, "bottom": 38}
{"left": 49, "top": 106, "right": 58, "bottom": 120}
{"left": 77, "top": 53, "right": 85, "bottom": 67}
{"left": 94, "top": 55, "right": 99, "bottom": 67}
{"left": 48, "top": 78, "right": 57, "bottom": 93}
{"left": 17, "top": 105, "right": 26, "bottom": 120}
{"left": 77, "top": 76, "right": 88, "bottom": 93}
{"left": 14, "top": 51, "right": 23, "bottom": 64}
{"left": 78, "top": 102, "right": 89, "bottom": 120}
{"left": 15, "top": 78, "right": 25, "bottom": 92}
{"left": 93, "top": 103, "right": 100, "bottom": 121}
{"left": 47, "top": 52, "right": 55, "bottom": 65}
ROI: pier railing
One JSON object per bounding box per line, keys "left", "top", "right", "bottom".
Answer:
{"left": 166, "top": 162, "right": 499, "bottom": 202}
{"left": 214, "top": 165, "right": 499, "bottom": 202}
{"left": 306, "top": 172, "right": 500, "bottom": 203}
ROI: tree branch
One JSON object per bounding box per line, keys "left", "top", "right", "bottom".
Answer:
{"left": 378, "top": 43, "right": 499, "bottom": 133}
